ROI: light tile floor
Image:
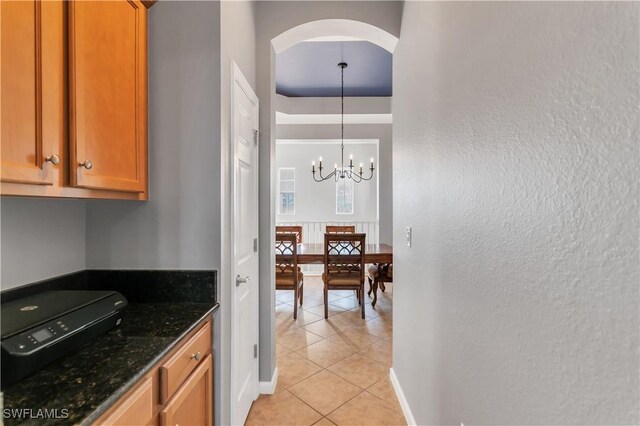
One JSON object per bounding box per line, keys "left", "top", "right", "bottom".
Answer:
{"left": 245, "top": 277, "right": 404, "bottom": 426}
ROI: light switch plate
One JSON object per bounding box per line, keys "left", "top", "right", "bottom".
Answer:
{"left": 406, "top": 226, "right": 412, "bottom": 247}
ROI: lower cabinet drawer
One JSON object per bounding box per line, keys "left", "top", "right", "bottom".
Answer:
{"left": 92, "top": 319, "right": 214, "bottom": 426}
{"left": 159, "top": 321, "right": 212, "bottom": 404}
{"left": 98, "top": 376, "right": 154, "bottom": 426}
{"left": 160, "top": 354, "right": 213, "bottom": 426}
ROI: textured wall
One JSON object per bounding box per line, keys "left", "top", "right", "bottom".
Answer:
{"left": 393, "top": 2, "right": 639, "bottom": 424}
{"left": 1, "top": 198, "right": 86, "bottom": 289}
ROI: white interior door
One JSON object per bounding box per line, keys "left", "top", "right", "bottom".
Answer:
{"left": 231, "top": 63, "right": 260, "bottom": 425}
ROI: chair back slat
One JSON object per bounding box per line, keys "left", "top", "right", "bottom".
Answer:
{"left": 275, "top": 233, "right": 298, "bottom": 275}
{"left": 323, "top": 233, "right": 365, "bottom": 283}
{"left": 326, "top": 225, "right": 355, "bottom": 234}
{"left": 276, "top": 226, "right": 303, "bottom": 244}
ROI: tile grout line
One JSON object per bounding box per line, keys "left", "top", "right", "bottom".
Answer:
{"left": 282, "top": 388, "right": 326, "bottom": 424}
{"left": 290, "top": 366, "right": 367, "bottom": 423}
{"left": 274, "top": 281, "right": 396, "bottom": 425}
{"left": 279, "top": 338, "right": 395, "bottom": 410}
{"left": 285, "top": 368, "right": 334, "bottom": 423}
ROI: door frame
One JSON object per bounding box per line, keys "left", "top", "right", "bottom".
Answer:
{"left": 230, "top": 61, "right": 260, "bottom": 425}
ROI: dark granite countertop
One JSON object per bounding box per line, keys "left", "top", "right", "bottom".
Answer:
{"left": 2, "top": 301, "right": 219, "bottom": 426}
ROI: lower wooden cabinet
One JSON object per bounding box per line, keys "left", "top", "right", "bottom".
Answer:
{"left": 160, "top": 355, "right": 213, "bottom": 426}
{"left": 99, "top": 376, "right": 154, "bottom": 426}
{"left": 94, "top": 319, "right": 213, "bottom": 426}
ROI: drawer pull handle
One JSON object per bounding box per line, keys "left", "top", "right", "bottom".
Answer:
{"left": 79, "top": 160, "right": 93, "bottom": 170}
{"left": 190, "top": 351, "right": 201, "bottom": 361}
{"left": 44, "top": 154, "right": 60, "bottom": 165}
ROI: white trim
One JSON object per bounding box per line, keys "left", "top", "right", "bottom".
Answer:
{"left": 276, "top": 111, "right": 392, "bottom": 125}
{"left": 276, "top": 138, "right": 379, "bottom": 146}
{"left": 389, "top": 368, "right": 417, "bottom": 426}
{"left": 272, "top": 19, "right": 398, "bottom": 54}
{"left": 305, "top": 35, "right": 363, "bottom": 42}
{"left": 230, "top": 61, "right": 260, "bottom": 426}
{"left": 258, "top": 366, "right": 279, "bottom": 395}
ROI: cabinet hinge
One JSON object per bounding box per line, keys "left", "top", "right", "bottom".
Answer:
{"left": 253, "top": 238, "right": 258, "bottom": 252}
{"left": 254, "top": 344, "right": 258, "bottom": 359}
{"left": 253, "top": 129, "right": 259, "bottom": 145}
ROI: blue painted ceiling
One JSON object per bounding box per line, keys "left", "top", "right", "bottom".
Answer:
{"left": 276, "top": 41, "right": 392, "bottom": 97}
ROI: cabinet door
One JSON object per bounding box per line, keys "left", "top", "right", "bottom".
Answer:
{"left": 1, "top": 1, "right": 55, "bottom": 185}
{"left": 99, "top": 376, "right": 154, "bottom": 426}
{"left": 160, "top": 355, "right": 213, "bottom": 426}
{"left": 68, "top": 0, "right": 147, "bottom": 193}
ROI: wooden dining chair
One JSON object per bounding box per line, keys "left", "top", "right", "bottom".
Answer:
{"left": 275, "top": 233, "right": 304, "bottom": 319}
{"left": 322, "top": 233, "right": 366, "bottom": 319}
{"left": 326, "top": 225, "right": 355, "bottom": 234}
{"left": 276, "top": 225, "right": 303, "bottom": 244}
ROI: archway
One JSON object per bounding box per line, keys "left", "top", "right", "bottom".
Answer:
{"left": 258, "top": 17, "right": 399, "bottom": 397}
{"left": 271, "top": 19, "right": 398, "bottom": 54}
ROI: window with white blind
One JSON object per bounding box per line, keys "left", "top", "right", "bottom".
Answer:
{"left": 336, "top": 172, "right": 354, "bottom": 214}
{"left": 278, "top": 168, "right": 295, "bottom": 215}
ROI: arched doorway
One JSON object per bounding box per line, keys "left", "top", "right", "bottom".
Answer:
{"left": 255, "top": 16, "right": 399, "bottom": 404}
{"left": 271, "top": 19, "right": 398, "bottom": 54}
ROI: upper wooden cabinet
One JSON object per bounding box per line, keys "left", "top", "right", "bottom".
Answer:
{"left": 0, "top": 1, "right": 52, "bottom": 185}
{"left": 69, "top": 0, "right": 147, "bottom": 193}
{"left": 1, "top": 0, "right": 152, "bottom": 200}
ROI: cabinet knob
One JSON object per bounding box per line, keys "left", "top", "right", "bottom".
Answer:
{"left": 190, "top": 351, "right": 201, "bottom": 361}
{"left": 79, "top": 160, "right": 93, "bottom": 170}
{"left": 44, "top": 154, "right": 60, "bottom": 166}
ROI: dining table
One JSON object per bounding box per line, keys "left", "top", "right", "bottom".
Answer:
{"left": 278, "top": 241, "right": 393, "bottom": 307}
{"left": 297, "top": 243, "right": 393, "bottom": 306}
{"left": 295, "top": 243, "right": 393, "bottom": 264}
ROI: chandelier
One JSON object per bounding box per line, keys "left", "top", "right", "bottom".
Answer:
{"left": 311, "top": 62, "right": 375, "bottom": 183}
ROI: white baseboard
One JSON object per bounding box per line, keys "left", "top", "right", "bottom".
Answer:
{"left": 390, "top": 367, "right": 416, "bottom": 426}
{"left": 258, "top": 366, "right": 278, "bottom": 394}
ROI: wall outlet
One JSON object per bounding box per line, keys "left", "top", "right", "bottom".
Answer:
{"left": 406, "top": 226, "right": 412, "bottom": 247}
